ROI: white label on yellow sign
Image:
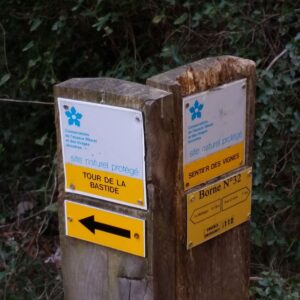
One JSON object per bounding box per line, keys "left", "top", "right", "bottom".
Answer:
{"left": 187, "top": 167, "right": 252, "bottom": 248}
{"left": 183, "top": 79, "right": 246, "bottom": 190}
{"left": 65, "top": 200, "right": 146, "bottom": 257}
{"left": 58, "top": 98, "right": 147, "bottom": 209}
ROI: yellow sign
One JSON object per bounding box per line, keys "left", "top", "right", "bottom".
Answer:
{"left": 65, "top": 164, "right": 145, "bottom": 207}
{"left": 65, "top": 200, "right": 145, "bottom": 257}
{"left": 184, "top": 142, "right": 244, "bottom": 190}
{"left": 187, "top": 167, "right": 252, "bottom": 248}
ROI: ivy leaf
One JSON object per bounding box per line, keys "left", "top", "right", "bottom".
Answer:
{"left": 92, "top": 14, "right": 111, "bottom": 31}
{"left": 174, "top": 13, "right": 188, "bottom": 25}
{"left": 0, "top": 73, "right": 10, "bottom": 86}
{"left": 35, "top": 133, "right": 48, "bottom": 146}
{"left": 44, "top": 203, "right": 58, "bottom": 212}
{"left": 152, "top": 15, "right": 164, "bottom": 24}
{"left": 22, "top": 41, "right": 34, "bottom": 52}
{"left": 30, "top": 18, "right": 43, "bottom": 31}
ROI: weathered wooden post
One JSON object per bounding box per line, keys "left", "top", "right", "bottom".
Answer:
{"left": 54, "top": 55, "right": 255, "bottom": 300}
{"left": 147, "top": 55, "right": 256, "bottom": 299}
{"left": 54, "top": 78, "right": 178, "bottom": 299}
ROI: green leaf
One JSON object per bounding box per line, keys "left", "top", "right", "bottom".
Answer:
{"left": 0, "top": 271, "right": 6, "bottom": 281}
{"left": 0, "top": 73, "right": 10, "bottom": 86}
{"left": 294, "top": 32, "right": 300, "bottom": 41}
{"left": 30, "top": 18, "right": 43, "bottom": 31}
{"left": 152, "top": 15, "right": 164, "bottom": 24}
{"left": 92, "top": 14, "right": 111, "bottom": 31}
{"left": 22, "top": 41, "right": 34, "bottom": 52}
{"left": 174, "top": 13, "right": 188, "bottom": 25}
{"left": 35, "top": 133, "right": 48, "bottom": 146}
{"left": 44, "top": 203, "right": 58, "bottom": 213}
{"left": 51, "top": 21, "right": 60, "bottom": 31}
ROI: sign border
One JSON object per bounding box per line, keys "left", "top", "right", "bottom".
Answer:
{"left": 58, "top": 98, "right": 148, "bottom": 210}
{"left": 182, "top": 78, "right": 247, "bottom": 189}
{"left": 64, "top": 199, "right": 146, "bottom": 257}
{"left": 186, "top": 167, "right": 252, "bottom": 248}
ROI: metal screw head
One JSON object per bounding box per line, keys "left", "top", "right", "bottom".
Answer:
{"left": 135, "top": 116, "right": 140, "bottom": 122}
{"left": 247, "top": 170, "right": 252, "bottom": 176}
{"left": 190, "top": 196, "right": 196, "bottom": 203}
{"left": 67, "top": 217, "right": 73, "bottom": 222}
{"left": 69, "top": 184, "right": 75, "bottom": 190}
{"left": 188, "top": 241, "right": 193, "bottom": 249}
{"left": 239, "top": 161, "right": 243, "bottom": 166}
{"left": 134, "top": 233, "right": 140, "bottom": 239}
{"left": 137, "top": 199, "right": 143, "bottom": 205}
{"left": 63, "top": 105, "right": 69, "bottom": 110}
{"left": 185, "top": 103, "right": 190, "bottom": 109}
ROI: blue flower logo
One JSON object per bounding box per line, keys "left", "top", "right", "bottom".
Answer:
{"left": 65, "top": 106, "right": 82, "bottom": 127}
{"left": 189, "top": 100, "right": 204, "bottom": 120}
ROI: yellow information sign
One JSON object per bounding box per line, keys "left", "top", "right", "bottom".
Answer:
{"left": 65, "top": 200, "right": 145, "bottom": 257}
{"left": 187, "top": 167, "right": 252, "bottom": 248}
{"left": 183, "top": 142, "right": 244, "bottom": 189}
{"left": 65, "top": 164, "right": 145, "bottom": 207}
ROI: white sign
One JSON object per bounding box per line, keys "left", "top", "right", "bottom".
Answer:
{"left": 58, "top": 98, "right": 147, "bottom": 209}
{"left": 183, "top": 79, "right": 247, "bottom": 189}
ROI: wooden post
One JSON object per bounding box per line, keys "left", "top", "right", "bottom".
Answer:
{"left": 54, "top": 78, "right": 180, "bottom": 299}
{"left": 54, "top": 55, "right": 255, "bottom": 300}
{"left": 147, "top": 55, "right": 256, "bottom": 300}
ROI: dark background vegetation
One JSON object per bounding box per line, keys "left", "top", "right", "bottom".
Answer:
{"left": 0, "top": 0, "right": 299, "bottom": 299}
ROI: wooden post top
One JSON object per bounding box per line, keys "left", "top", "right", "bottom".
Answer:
{"left": 147, "top": 55, "right": 256, "bottom": 96}
{"left": 54, "top": 77, "right": 171, "bottom": 105}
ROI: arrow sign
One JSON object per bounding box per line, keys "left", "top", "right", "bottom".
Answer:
{"left": 65, "top": 201, "right": 145, "bottom": 257}
{"left": 79, "top": 215, "right": 131, "bottom": 238}
{"left": 222, "top": 187, "right": 250, "bottom": 210}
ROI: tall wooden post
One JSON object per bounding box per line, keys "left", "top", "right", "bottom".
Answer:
{"left": 54, "top": 55, "right": 255, "bottom": 300}
{"left": 147, "top": 55, "right": 256, "bottom": 300}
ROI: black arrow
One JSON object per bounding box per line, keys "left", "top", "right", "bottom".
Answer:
{"left": 79, "top": 215, "right": 131, "bottom": 239}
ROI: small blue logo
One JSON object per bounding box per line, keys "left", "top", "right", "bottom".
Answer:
{"left": 65, "top": 106, "right": 82, "bottom": 127}
{"left": 189, "top": 100, "right": 204, "bottom": 121}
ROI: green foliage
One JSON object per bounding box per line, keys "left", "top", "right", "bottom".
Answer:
{"left": 250, "top": 271, "right": 300, "bottom": 299}
{"left": 0, "top": 0, "right": 299, "bottom": 298}
{"left": 252, "top": 32, "right": 300, "bottom": 274}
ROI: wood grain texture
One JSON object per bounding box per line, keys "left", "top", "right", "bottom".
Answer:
{"left": 147, "top": 55, "right": 256, "bottom": 300}
{"left": 54, "top": 78, "right": 180, "bottom": 299}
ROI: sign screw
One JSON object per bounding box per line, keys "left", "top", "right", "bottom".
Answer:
{"left": 190, "top": 196, "right": 196, "bottom": 202}
{"left": 134, "top": 233, "right": 140, "bottom": 239}
{"left": 70, "top": 184, "right": 75, "bottom": 190}
{"left": 135, "top": 116, "right": 140, "bottom": 122}
{"left": 239, "top": 161, "right": 243, "bottom": 166}
{"left": 137, "top": 200, "right": 143, "bottom": 205}
{"left": 247, "top": 170, "right": 252, "bottom": 176}
{"left": 67, "top": 217, "right": 73, "bottom": 222}
{"left": 185, "top": 103, "right": 190, "bottom": 109}
{"left": 188, "top": 241, "right": 193, "bottom": 249}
